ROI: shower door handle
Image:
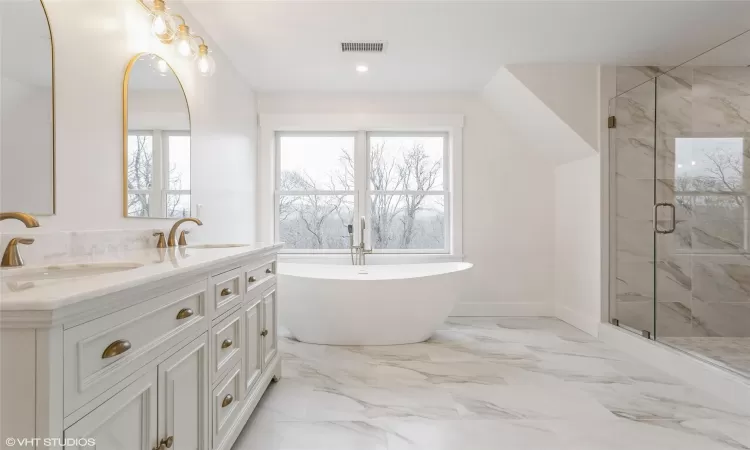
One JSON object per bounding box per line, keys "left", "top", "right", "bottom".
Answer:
{"left": 653, "top": 203, "right": 676, "bottom": 234}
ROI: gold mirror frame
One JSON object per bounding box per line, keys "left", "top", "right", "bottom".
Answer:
{"left": 0, "top": 0, "right": 56, "bottom": 215}
{"left": 43, "top": 0, "right": 56, "bottom": 215}
{"left": 122, "top": 53, "right": 191, "bottom": 218}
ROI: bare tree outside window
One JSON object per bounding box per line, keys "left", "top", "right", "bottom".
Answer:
{"left": 674, "top": 137, "right": 746, "bottom": 251}
{"left": 369, "top": 136, "right": 445, "bottom": 250}
{"left": 127, "top": 135, "right": 153, "bottom": 217}
{"left": 127, "top": 133, "right": 190, "bottom": 218}
{"left": 278, "top": 135, "right": 355, "bottom": 249}
{"left": 277, "top": 133, "right": 448, "bottom": 251}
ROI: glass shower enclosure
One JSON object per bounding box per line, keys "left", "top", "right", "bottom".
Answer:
{"left": 609, "top": 30, "right": 750, "bottom": 377}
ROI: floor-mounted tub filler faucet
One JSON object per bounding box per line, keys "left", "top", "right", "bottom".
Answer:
{"left": 348, "top": 216, "right": 371, "bottom": 265}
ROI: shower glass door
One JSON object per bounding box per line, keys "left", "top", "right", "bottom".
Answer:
{"left": 611, "top": 30, "right": 750, "bottom": 377}
{"left": 654, "top": 34, "right": 750, "bottom": 376}
{"left": 609, "top": 73, "right": 657, "bottom": 338}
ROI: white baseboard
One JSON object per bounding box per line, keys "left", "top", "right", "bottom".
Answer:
{"left": 556, "top": 305, "right": 599, "bottom": 337}
{"left": 598, "top": 323, "right": 750, "bottom": 414}
{"left": 451, "top": 302, "right": 553, "bottom": 317}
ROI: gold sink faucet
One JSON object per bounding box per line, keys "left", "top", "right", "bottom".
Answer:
{"left": 167, "top": 217, "right": 202, "bottom": 247}
{"left": 0, "top": 212, "right": 40, "bottom": 268}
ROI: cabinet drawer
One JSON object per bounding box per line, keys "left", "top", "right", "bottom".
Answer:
{"left": 212, "top": 362, "right": 242, "bottom": 450}
{"left": 64, "top": 280, "right": 207, "bottom": 416}
{"left": 212, "top": 268, "right": 243, "bottom": 319}
{"left": 244, "top": 260, "right": 275, "bottom": 295}
{"left": 211, "top": 308, "right": 242, "bottom": 385}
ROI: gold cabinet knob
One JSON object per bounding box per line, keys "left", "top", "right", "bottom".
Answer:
{"left": 102, "top": 339, "right": 131, "bottom": 359}
{"left": 248, "top": 276, "right": 256, "bottom": 283}
{"left": 220, "top": 288, "right": 232, "bottom": 297}
{"left": 176, "top": 308, "right": 194, "bottom": 320}
{"left": 265, "top": 268, "right": 273, "bottom": 274}
{"left": 221, "top": 339, "right": 233, "bottom": 349}
{"left": 222, "top": 394, "right": 234, "bottom": 407}
{"left": 260, "top": 329, "right": 268, "bottom": 337}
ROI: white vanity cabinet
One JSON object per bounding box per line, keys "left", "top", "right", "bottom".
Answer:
{"left": 261, "top": 285, "right": 279, "bottom": 367}
{"left": 64, "top": 369, "right": 158, "bottom": 450}
{"left": 0, "top": 245, "right": 282, "bottom": 450}
{"left": 65, "top": 333, "right": 208, "bottom": 450}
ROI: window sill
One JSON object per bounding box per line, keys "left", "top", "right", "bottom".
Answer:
{"left": 278, "top": 253, "right": 464, "bottom": 264}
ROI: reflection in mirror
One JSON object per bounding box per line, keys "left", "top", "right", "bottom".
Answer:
{"left": 0, "top": 0, "right": 54, "bottom": 214}
{"left": 124, "top": 53, "right": 190, "bottom": 219}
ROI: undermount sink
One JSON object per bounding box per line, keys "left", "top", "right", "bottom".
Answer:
{"left": 0, "top": 262, "right": 144, "bottom": 283}
{"left": 187, "top": 244, "right": 249, "bottom": 249}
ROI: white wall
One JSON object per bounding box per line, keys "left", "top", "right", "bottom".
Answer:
{"left": 127, "top": 90, "right": 189, "bottom": 131}
{"left": 507, "top": 64, "right": 600, "bottom": 151}
{"left": 481, "top": 65, "right": 608, "bottom": 331}
{"left": 257, "top": 92, "right": 557, "bottom": 316}
{"left": 481, "top": 67, "right": 593, "bottom": 166}
{"left": 554, "top": 155, "right": 601, "bottom": 335}
{"left": 0, "top": 0, "right": 258, "bottom": 244}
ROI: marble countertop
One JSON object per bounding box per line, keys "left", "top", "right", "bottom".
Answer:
{"left": 0, "top": 242, "right": 284, "bottom": 311}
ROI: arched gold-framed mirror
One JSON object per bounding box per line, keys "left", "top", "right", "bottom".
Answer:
{"left": 0, "top": 0, "right": 55, "bottom": 215}
{"left": 123, "top": 53, "right": 191, "bottom": 219}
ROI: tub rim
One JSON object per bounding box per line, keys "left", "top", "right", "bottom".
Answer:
{"left": 278, "top": 261, "right": 473, "bottom": 281}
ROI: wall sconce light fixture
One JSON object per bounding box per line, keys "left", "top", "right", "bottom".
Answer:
{"left": 195, "top": 38, "right": 216, "bottom": 77}
{"left": 137, "top": 0, "right": 216, "bottom": 76}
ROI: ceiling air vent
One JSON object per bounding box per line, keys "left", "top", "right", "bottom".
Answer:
{"left": 340, "top": 42, "right": 386, "bottom": 53}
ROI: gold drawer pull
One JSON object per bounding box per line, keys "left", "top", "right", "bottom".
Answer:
{"left": 220, "top": 288, "right": 232, "bottom": 297}
{"left": 265, "top": 268, "right": 273, "bottom": 274}
{"left": 221, "top": 339, "right": 233, "bottom": 349}
{"left": 248, "top": 276, "right": 256, "bottom": 283}
{"left": 176, "top": 308, "right": 194, "bottom": 320}
{"left": 102, "top": 339, "right": 131, "bottom": 359}
{"left": 222, "top": 394, "right": 234, "bottom": 407}
{"left": 260, "top": 329, "right": 268, "bottom": 337}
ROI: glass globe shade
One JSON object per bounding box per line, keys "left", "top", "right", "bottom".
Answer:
{"left": 151, "top": 10, "right": 176, "bottom": 43}
{"left": 196, "top": 46, "right": 216, "bottom": 77}
{"left": 174, "top": 26, "right": 198, "bottom": 59}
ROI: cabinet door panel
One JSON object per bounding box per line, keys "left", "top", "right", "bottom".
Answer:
{"left": 244, "top": 297, "right": 263, "bottom": 396}
{"left": 64, "top": 370, "right": 157, "bottom": 450}
{"left": 261, "top": 285, "right": 278, "bottom": 368}
{"left": 158, "top": 333, "right": 209, "bottom": 450}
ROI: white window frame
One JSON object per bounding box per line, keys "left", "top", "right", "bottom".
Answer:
{"left": 162, "top": 130, "right": 191, "bottom": 218}
{"left": 127, "top": 129, "right": 191, "bottom": 218}
{"left": 673, "top": 135, "right": 749, "bottom": 254}
{"left": 365, "top": 131, "right": 450, "bottom": 254}
{"left": 274, "top": 131, "right": 357, "bottom": 254}
{"left": 261, "top": 114, "right": 464, "bottom": 260}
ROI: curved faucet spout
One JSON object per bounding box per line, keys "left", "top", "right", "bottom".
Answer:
{"left": 0, "top": 212, "right": 40, "bottom": 228}
{"left": 168, "top": 217, "right": 203, "bottom": 247}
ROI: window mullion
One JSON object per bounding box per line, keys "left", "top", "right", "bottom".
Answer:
{"left": 355, "top": 130, "right": 368, "bottom": 245}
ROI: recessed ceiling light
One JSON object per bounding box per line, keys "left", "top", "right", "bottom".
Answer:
{"left": 356, "top": 65, "right": 369, "bottom": 73}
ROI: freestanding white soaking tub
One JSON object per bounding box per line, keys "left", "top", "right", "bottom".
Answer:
{"left": 278, "top": 262, "right": 473, "bottom": 345}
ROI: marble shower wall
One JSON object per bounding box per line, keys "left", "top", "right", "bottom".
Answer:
{"left": 613, "top": 65, "right": 750, "bottom": 339}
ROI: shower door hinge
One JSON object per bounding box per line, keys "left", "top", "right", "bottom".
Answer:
{"left": 641, "top": 330, "right": 652, "bottom": 339}
{"left": 608, "top": 116, "right": 617, "bottom": 129}
{"left": 610, "top": 318, "right": 619, "bottom": 326}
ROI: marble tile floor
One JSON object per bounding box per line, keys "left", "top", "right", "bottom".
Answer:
{"left": 661, "top": 337, "right": 750, "bottom": 378}
{"left": 232, "top": 318, "right": 750, "bottom": 450}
